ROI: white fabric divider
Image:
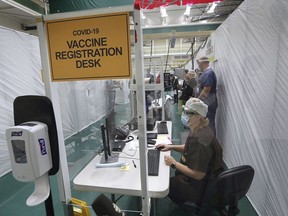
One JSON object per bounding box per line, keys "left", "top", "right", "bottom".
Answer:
{"left": 0, "top": 26, "right": 44, "bottom": 177}
{"left": 59, "top": 80, "right": 107, "bottom": 138}
{"left": 192, "top": 0, "right": 288, "bottom": 215}
{"left": 115, "top": 79, "right": 130, "bottom": 104}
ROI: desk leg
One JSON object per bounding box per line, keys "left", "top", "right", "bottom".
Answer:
{"left": 111, "top": 194, "right": 116, "bottom": 203}
{"left": 151, "top": 198, "right": 157, "bottom": 216}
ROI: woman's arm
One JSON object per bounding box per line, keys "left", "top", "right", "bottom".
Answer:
{"left": 198, "top": 86, "right": 211, "bottom": 100}
{"left": 156, "top": 144, "right": 185, "bottom": 153}
{"left": 164, "top": 155, "right": 206, "bottom": 180}
{"left": 169, "top": 144, "right": 185, "bottom": 153}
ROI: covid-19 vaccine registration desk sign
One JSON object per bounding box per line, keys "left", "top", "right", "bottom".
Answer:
{"left": 45, "top": 12, "right": 131, "bottom": 81}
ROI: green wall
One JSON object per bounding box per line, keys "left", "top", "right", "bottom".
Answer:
{"left": 49, "top": 0, "right": 134, "bottom": 13}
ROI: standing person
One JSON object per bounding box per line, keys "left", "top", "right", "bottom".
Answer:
{"left": 196, "top": 57, "right": 218, "bottom": 135}
{"left": 145, "top": 68, "right": 154, "bottom": 83}
{"left": 171, "top": 74, "right": 179, "bottom": 104}
{"left": 156, "top": 98, "right": 224, "bottom": 205}
{"left": 181, "top": 71, "right": 196, "bottom": 105}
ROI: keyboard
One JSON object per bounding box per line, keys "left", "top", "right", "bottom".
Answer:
{"left": 157, "top": 122, "right": 168, "bottom": 134}
{"left": 147, "top": 139, "right": 156, "bottom": 145}
{"left": 147, "top": 133, "right": 158, "bottom": 139}
{"left": 148, "top": 149, "right": 160, "bottom": 176}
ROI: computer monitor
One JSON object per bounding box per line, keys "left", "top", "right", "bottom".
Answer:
{"left": 100, "top": 123, "right": 119, "bottom": 164}
{"left": 100, "top": 124, "right": 109, "bottom": 161}
{"left": 100, "top": 109, "right": 120, "bottom": 164}
{"left": 105, "top": 109, "right": 116, "bottom": 154}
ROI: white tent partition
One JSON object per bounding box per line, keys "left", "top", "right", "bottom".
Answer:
{"left": 115, "top": 80, "right": 130, "bottom": 105}
{"left": 194, "top": 0, "right": 288, "bottom": 215}
{"left": 0, "top": 26, "right": 44, "bottom": 177}
{"left": 58, "top": 81, "right": 107, "bottom": 138}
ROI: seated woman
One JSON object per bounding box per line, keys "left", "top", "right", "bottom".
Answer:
{"left": 156, "top": 98, "right": 224, "bottom": 205}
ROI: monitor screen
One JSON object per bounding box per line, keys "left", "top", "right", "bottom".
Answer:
{"left": 105, "top": 109, "right": 116, "bottom": 155}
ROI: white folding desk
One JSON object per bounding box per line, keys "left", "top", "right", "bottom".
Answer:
{"left": 73, "top": 121, "right": 172, "bottom": 198}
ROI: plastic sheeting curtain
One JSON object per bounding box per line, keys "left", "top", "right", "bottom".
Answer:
{"left": 0, "top": 27, "right": 44, "bottom": 177}
{"left": 57, "top": 81, "right": 107, "bottom": 138}
{"left": 194, "top": 0, "right": 288, "bottom": 215}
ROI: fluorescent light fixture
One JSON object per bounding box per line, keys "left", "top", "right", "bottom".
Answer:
{"left": 184, "top": 4, "right": 192, "bottom": 16}
{"left": 201, "top": 20, "right": 208, "bottom": 23}
{"left": 2, "top": 0, "right": 42, "bottom": 16}
{"left": 160, "top": 6, "right": 168, "bottom": 18}
{"left": 207, "top": 2, "right": 217, "bottom": 14}
{"left": 141, "top": 10, "right": 146, "bottom": 20}
{"left": 184, "top": 4, "right": 193, "bottom": 24}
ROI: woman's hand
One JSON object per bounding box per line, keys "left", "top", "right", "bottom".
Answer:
{"left": 155, "top": 144, "right": 171, "bottom": 151}
{"left": 164, "top": 155, "right": 177, "bottom": 166}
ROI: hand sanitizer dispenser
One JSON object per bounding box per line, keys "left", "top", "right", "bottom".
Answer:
{"left": 6, "top": 121, "right": 52, "bottom": 206}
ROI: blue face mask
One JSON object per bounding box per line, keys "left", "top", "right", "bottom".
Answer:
{"left": 181, "top": 113, "right": 190, "bottom": 127}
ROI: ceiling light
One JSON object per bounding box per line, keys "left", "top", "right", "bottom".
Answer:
{"left": 141, "top": 10, "right": 146, "bottom": 20}
{"left": 207, "top": 2, "right": 217, "bottom": 14}
{"left": 2, "top": 0, "right": 42, "bottom": 16}
{"left": 184, "top": 4, "right": 192, "bottom": 16}
{"left": 160, "top": 6, "right": 168, "bottom": 18}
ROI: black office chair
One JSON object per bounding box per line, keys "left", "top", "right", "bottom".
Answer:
{"left": 197, "top": 165, "right": 255, "bottom": 216}
{"left": 92, "top": 194, "right": 124, "bottom": 216}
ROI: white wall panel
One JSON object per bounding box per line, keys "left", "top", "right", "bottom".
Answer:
{"left": 0, "top": 26, "right": 44, "bottom": 177}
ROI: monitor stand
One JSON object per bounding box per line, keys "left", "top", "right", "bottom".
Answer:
{"left": 100, "top": 123, "right": 120, "bottom": 164}
{"left": 100, "top": 152, "right": 119, "bottom": 164}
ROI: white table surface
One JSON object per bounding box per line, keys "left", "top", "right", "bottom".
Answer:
{"left": 73, "top": 121, "right": 172, "bottom": 198}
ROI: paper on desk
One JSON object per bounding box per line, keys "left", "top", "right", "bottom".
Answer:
{"left": 120, "top": 163, "right": 130, "bottom": 171}
{"left": 156, "top": 136, "right": 172, "bottom": 145}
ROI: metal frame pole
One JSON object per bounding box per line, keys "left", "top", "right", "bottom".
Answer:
{"left": 36, "top": 18, "right": 72, "bottom": 215}
{"left": 134, "top": 7, "right": 150, "bottom": 216}
{"left": 160, "top": 58, "right": 165, "bottom": 121}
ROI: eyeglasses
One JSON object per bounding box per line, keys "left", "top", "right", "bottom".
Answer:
{"left": 183, "top": 110, "right": 199, "bottom": 116}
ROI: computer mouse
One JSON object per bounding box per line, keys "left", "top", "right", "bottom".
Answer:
{"left": 156, "top": 146, "right": 165, "bottom": 151}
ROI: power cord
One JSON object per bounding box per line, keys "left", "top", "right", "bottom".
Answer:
{"left": 124, "top": 135, "right": 134, "bottom": 143}
{"left": 119, "top": 146, "right": 138, "bottom": 158}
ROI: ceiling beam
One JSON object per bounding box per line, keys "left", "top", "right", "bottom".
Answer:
{"left": 141, "top": 22, "right": 220, "bottom": 39}
{"left": 143, "top": 30, "right": 213, "bottom": 40}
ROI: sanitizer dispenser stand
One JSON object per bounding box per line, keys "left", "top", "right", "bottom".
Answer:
{"left": 7, "top": 96, "right": 60, "bottom": 216}
{"left": 6, "top": 122, "right": 52, "bottom": 206}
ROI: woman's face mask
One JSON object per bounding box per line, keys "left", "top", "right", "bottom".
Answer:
{"left": 181, "top": 113, "right": 191, "bottom": 127}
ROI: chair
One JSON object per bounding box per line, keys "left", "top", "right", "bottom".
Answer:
{"left": 92, "top": 194, "right": 124, "bottom": 216}
{"left": 199, "top": 165, "right": 255, "bottom": 216}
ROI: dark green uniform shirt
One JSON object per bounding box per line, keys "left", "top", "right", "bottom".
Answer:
{"left": 169, "top": 126, "right": 223, "bottom": 204}
{"left": 180, "top": 126, "right": 223, "bottom": 178}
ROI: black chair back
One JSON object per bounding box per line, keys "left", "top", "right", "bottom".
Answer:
{"left": 207, "top": 165, "right": 255, "bottom": 209}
